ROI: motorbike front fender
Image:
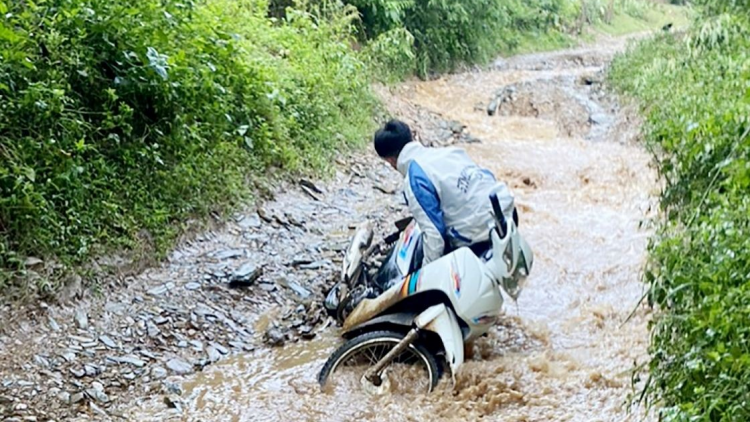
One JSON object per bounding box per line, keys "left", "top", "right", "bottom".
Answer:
{"left": 415, "top": 304, "right": 465, "bottom": 384}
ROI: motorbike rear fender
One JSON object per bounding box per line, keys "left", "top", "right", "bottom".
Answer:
{"left": 341, "top": 311, "right": 419, "bottom": 339}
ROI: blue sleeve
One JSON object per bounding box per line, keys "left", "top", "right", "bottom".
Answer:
{"left": 408, "top": 162, "right": 446, "bottom": 238}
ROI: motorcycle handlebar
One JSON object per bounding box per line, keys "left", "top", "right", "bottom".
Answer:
{"left": 489, "top": 193, "right": 507, "bottom": 238}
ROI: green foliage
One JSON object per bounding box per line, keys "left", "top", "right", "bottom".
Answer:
{"left": 609, "top": 10, "right": 750, "bottom": 421}
{"left": 349, "top": 0, "right": 510, "bottom": 77}
{"left": 347, "top": 0, "right": 653, "bottom": 78}
{"left": 615, "top": 0, "right": 649, "bottom": 19}
{"left": 693, "top": 0, "right": 750, "bottom": 16}
{"left": 361, "top": 27, "right": 416, "bottom": 83}
{"left": 0, "top": 0, "right": 375, "bottom": 295}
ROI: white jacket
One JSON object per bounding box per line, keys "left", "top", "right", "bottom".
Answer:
{"left": 397, "top": 142, "right": 515, "bottom": 264}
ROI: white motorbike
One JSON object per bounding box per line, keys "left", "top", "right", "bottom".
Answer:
{"left": 319, "top": 188, "right": 534, "bottom": 393}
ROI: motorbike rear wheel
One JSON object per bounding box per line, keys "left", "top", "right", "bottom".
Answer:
{"left": 318, "top": 330, "right": 441, "bottom": 394}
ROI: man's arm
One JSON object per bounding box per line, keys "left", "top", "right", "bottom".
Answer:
{"left": 404, "top": 162, "right": 445, "bottom": 264}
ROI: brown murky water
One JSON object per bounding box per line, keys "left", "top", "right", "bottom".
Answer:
{"left": 126, "top": 37, "right": 658, "bottom": 422}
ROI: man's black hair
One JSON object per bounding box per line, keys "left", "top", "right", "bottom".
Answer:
{"left": 374, "top": 119, "right": 412, "bottom": 159}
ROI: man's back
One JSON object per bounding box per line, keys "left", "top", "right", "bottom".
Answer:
{"left": 396, "top": 142, "right": 514, "bottom": 263}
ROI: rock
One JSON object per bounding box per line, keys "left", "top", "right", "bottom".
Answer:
{"left": 139, "top": 349, "right": 158, "bottom": 360}
{"left": 237, "top": 214, "right": 262, "bottom": 229}
{"left": 373, "top": 184, "right": 395, "bottom": 195}
{"left": 184, "top": 282, "right": 201, "bottom": 291}
{"left": 47, "top": 316, "right": 61, "bottom": 332}
{"left": 206, "top": 346, "right": 221, "bottom": 363}
{"left": 284, "top": 212, "right": 304, "bottom": 228}
{"left": 154, "top": 316, "right": 168, "bottom": 325}
{"left": 299, "top": 179, "right": 323, "bottom": 194}
{"left": 257, "top": 207, "right": 274, "bottom": 223}
{"left": 258, "top": 282, "right": 276, "bottom": 292}
{"left": 228, "top": 341, "right": 251, "bottom": 351}
{"left": 90, "top": 401, "right": 109, "bottom": 418}
{"left": 147, "top": 283, "right": 175, "bottom": 296}
{"left": 162, "top": 381, "right": 183, "bottom": 396}
{"left": 264, "top": 328, "right": 286, "bottom": 347}
{"left": 214, "top": 249, "right": 244, "bottom": 260}
{"left": 487, "top": 98, "right": 499, "bottom": 116}
{"left": 300, "top": 185, "right": 321, "bottom": 201}
{"left": 85, "top": 388, "right": 109, "bottom": 403}
{"left": 284, "top": 281, "right": 312, "bottom": 302}
{"left": 99, "top": 335, "right": 117, "bottom": 349}
{"left": 104, "top": 301, "right": 127, "bottom": 314}
{"left": 147, "top": 321, "right": 160, "bottom": 338}
{"left": 298, "top": 325, "right": 316, "bottom": 340}
{"left": 70, "top": 368, "right": 85, "bottom": 378}
{"left": 290, "top": 256, "right": 315, "bottom": 268}
{"left": 69, "top": 335, "right": 95, "bottom": 344}
{"left": 189, "top": 340, "right": 203, "bottom": 351}
{"left": 34, "top": 355, "right": 50, "bottom": 368}
{"left": 163, "top": 395, "right": 183, "bottom": 411}
{"left": 177, "top": 341, "right": 188, "bottom": 348}
{"left": 57, "top": 391, "right": 71, "bottom": 404}
{"left": 61, "top": 352, "right": 76, "bottom": 363}
{"left": 449, "top": 120, "right": 466, "bottom": 134}
{"left": 74, "top": 309, "right": 88, "bottom": 330}
{"left": 151, "top": 367, "right": 167, "bottom": 380}
{"left": 166, "top": 358, "right": 193, "bottom": 375}
{"left": 297, "top": 261, "right": 326, "bottom": 270}
{"left": 84, "top": 365, "right": 100, "bottom": 377}
{"left": 209, "top": 342, "right": 228, "bottom": 355}
{"left": 115, "top": 355, "right": 146, "bottom": 368}
{"left": 71, "top": 392, "right": 85, "bottom": 404}
{"left": 228, "top": 263, "right": 262, "bottom": 288}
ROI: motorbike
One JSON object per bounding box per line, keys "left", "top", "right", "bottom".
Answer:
{"left": 319, "top": 187, "right": 534, "bottom": 394}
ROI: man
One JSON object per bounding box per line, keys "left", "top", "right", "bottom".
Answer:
{"left": 374, "top": 119, "right": 517, "bottom": 265}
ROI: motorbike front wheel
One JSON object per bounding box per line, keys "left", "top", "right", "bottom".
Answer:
{"left": 318, "top": 330, "right": 441, "bottom": 395}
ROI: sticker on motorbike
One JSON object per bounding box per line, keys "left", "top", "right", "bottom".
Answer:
{"left": 472, "top": 314, "right": 498, "bottom": 325}
{"left": 399, "top": 269, "right": 423, "bottom": 297}
{"left": 450, "top": 264, "right": 462, "bottom": 298}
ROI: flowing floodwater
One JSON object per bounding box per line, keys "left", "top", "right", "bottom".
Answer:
{"left": 126, "top": 37, "right": 658, "bottom": 422}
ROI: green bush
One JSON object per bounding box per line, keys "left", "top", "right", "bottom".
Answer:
{"left": 0, "top": 0, "right": 375, "bottom": 295}
{"left": 609, "top": 10, "right": 750, "bottom": 422}
{"left": 348, "top": 0, "right": 511, "bottom": 77}
{"left": 346, "top": 0, "right": 652, "bottom": 78}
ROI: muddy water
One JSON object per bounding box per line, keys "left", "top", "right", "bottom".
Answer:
{"left": 127, "top": 38, "right": 658, "bottom": 422}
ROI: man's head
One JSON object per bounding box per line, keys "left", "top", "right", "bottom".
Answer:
{"left": 374, "top": 119, "right": 412, "bottom": 169}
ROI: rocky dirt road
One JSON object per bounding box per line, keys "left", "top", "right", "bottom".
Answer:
{"left": 0, "top": 34, "right": 659, "bottom": 422}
